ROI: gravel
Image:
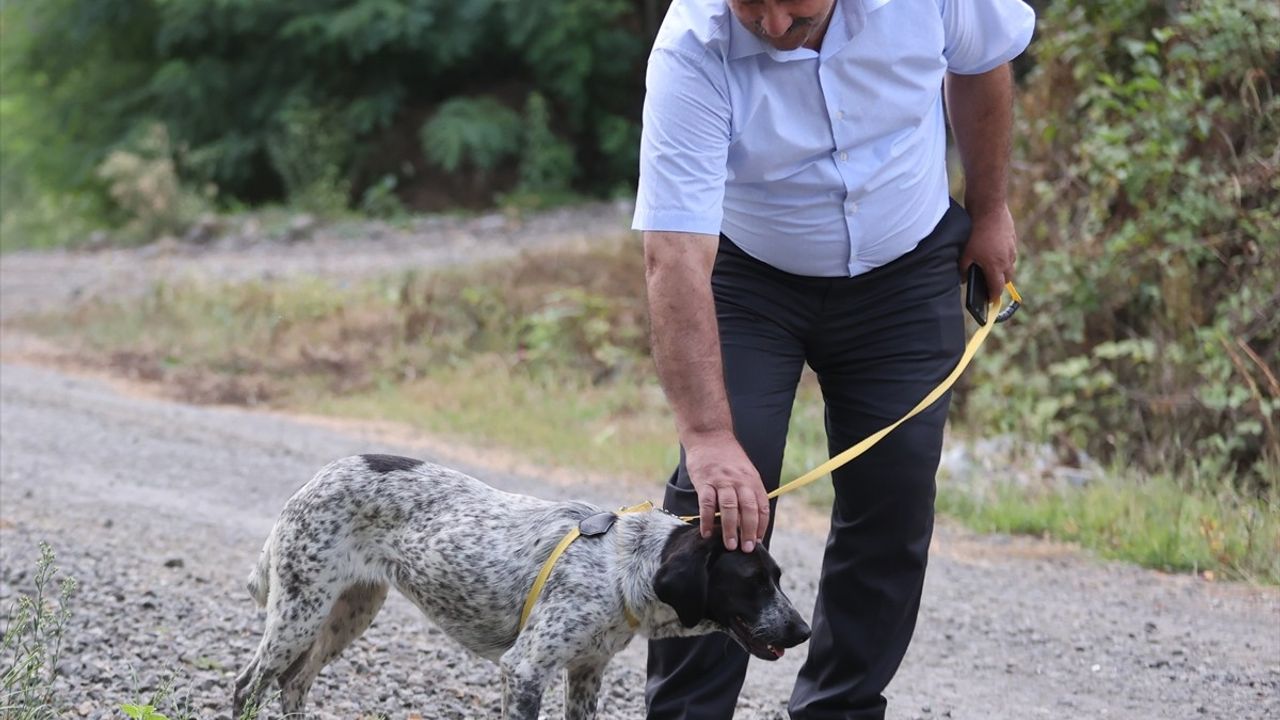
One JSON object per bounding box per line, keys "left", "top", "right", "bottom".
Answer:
{"left": 1, "top": 204, "right": 1277, "bottom": 719}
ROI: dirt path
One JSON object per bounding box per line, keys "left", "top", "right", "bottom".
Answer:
{"left": 1, "top": 206, "right": 1277, "bottom": 719}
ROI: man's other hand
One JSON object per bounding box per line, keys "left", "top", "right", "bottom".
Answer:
{"left": 960, "top": 203, "right": 1017, "bottom": 302}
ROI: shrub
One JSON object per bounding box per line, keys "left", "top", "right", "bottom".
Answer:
{"left": 419, "top": 96, "right": 523, "bottom": 177}
{"left": 963, "top": 0, "right": 1280, "bottom": 489}
{"left": 266, "top": 99, "right": 353, "bottom": 217}
{"left": 96, "top": 124, "right": 212, "bottom": 241}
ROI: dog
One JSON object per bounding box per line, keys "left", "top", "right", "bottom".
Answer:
{"left": 234, "top": 454, "right": 811, "bottom": 719}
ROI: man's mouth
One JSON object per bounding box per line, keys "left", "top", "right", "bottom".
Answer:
{"left": 731, "top": 617, "right": 786, "bottom": 660}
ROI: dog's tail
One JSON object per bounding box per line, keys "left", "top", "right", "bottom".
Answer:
{"left": 246, "top": 534, "right": 274, "bottom": 607}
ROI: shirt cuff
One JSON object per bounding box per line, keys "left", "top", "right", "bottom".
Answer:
{"left": 631, "top": 208, "right": 723, "bottom": 236}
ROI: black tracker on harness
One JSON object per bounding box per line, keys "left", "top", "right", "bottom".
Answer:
{"left": 578, "top": 511, "right": 620, "bottom": 537}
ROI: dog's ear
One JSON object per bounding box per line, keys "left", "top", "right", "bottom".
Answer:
{"left": 653, "top": 525, "right": 715, "bottom": 628}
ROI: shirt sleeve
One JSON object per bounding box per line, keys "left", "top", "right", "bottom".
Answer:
{"left": 941, "top": 0, "right": 1036, "bottom": 75}
{"left": 632, "top": 47, "right": 732, "bottom": 235}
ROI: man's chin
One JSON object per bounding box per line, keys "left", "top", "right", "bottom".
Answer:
{"left": 767, "top": 38, "right": 806, "bottom": 51}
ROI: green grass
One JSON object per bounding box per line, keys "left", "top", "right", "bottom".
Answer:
{"left": 11, "top": 243, "right": 1278, "bottom": 583}
{"left": 936, "top": 469, "right": 1280, "bottom": 583}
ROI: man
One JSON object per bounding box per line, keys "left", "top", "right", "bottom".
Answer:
{"left": 633, "top": 0, "right": 1035, "bottom": 718}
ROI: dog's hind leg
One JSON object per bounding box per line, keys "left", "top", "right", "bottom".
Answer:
{"left": 234, "top": 557, "right": 354, "bottom": 718}
{"left": 233, "top": 612, "right": 326, "bottom": 718}
{"left": 278, "top": 581, "right": 389, "bottom": 714}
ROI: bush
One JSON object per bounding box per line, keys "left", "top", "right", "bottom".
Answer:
{"left": 419, "top": 96, "right": 523, "bottom": 177}
{"left": 266, "top": 99, "right": 353, "bottom": 217}
{"left": 96, "top": 124, "right": 213, "bottom": 241}
{"left": 0, "top": 0, "right": 651, "bottom": 219}
{"left": 962, "top": 0, "right": 1280, "bottom": 489}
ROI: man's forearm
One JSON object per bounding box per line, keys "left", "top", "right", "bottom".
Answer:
{"left": 945, "top": 63, "right": 1014, "bottom": 216}
{"left": 643, "top": 231, "right": 735, "bottom": 445}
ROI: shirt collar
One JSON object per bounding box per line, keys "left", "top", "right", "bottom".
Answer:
{"left": 727, "top": 0, "right": 889, "bottom": 62}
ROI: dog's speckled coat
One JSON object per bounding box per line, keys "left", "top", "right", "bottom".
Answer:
{"left": 233, "top": 454, "right": 809, "bottom": 719}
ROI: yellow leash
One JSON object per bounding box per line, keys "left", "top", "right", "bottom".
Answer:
{"left": 520, "top": 284, "right": 1021, "bottom": 632}
{"left": 681, "top": 283, "right": 1022, "bottom": 514}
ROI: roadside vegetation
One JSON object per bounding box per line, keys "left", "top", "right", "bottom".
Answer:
{"left": 16, "top": 232, "right": 1279, "bottom": 583}
{"left": 2, "top": 0, "right": 1277, "bottom": 585}
{"left": 0, "top": 545, "right": 225, "bottom": 720}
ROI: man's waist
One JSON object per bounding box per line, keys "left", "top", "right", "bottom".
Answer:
{"left": 720, "top": 186, "right": 951, "bottom": 278}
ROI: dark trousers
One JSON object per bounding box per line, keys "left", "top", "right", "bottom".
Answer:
{"left": 645, "top": 202, "right": 971, "bottom": 720}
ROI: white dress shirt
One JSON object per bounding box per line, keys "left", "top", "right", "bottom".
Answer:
{"left": 632, "top": 0, "right": 1035, "bottom": 277}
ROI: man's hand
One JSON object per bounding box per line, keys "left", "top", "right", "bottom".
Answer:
{"left": 685, "top": 433, "right": 770, "bottom": 553}
{"left": 960, "top": 203, "right": 1017, "bottom": 302}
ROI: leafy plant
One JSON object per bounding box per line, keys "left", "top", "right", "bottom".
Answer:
{"left": 0, "top": 543, "right": 78, "bottom": 720}
{"left": 96, "top": 123, "right": 213, "bottom": 241}
{"left": 962, "top": 0, "right": 1280, "bottom": 489}
{"left": 121, "top": 704, "right": 170, "bottom": 720}
{"left": 419, "top": 96, "right": 522, "bottom": 177}
{"left": 517, "top": 92, "right": 576, "bottom": 195}
{"left": 266, "top": 98, "right": 353, "bottom": 216}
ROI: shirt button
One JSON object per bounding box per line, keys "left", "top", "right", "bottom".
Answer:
{"left": 837, "top": 110, "right": 846, "bottom": 120}
{"left": 846, "top": 201, "right": 858, "bottom": 215}
{"left": 839, "top": 151, "right": 848, "bottom": 161}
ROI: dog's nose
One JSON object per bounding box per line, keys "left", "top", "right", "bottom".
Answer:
{"left": 784, "top": 617, "right": 812, "bottom": 648}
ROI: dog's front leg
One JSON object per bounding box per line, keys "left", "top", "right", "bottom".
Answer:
{"left": 499, "top": 633, "right": 557, "bottom": 720}
{"left": 564, "top": 662, "right": 605, "bottom": 720}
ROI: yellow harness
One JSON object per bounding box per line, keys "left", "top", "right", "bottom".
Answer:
{"left": 518, "top": 501, "right": 654, "bottom": 631}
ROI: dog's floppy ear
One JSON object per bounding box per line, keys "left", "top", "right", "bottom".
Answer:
{"left": 653, "top": 525, "right": 715, "bottom": 628}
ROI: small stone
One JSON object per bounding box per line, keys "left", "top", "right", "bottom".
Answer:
{"left": 164, "top": 557, "right": 184, "bottom": 568}
{"left": 286, "top": 214, "right": 317, "bottom": 243}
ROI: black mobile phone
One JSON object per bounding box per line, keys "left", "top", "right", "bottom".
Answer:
{"left": 965, "top": 264, "right": 989, "bottom": 325}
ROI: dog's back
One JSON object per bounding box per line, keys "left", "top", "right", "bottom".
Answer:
{"left": 244, "top": 454, "right": 598, "bottom": 654}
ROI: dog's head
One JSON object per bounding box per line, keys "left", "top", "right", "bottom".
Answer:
{"left": 652, "top": 523, "right": 810, "bottom": 660}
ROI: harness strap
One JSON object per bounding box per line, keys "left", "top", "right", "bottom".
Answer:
{"left": 519, "top": 501, "right": 654, "bottom": 632}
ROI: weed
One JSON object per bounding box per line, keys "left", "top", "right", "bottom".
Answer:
{"left": 0, "top": 543, "right": 77, "bottom": 720}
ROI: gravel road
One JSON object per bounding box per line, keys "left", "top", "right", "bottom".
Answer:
{"left": 1, "top": 205, "right": 1277, "bottom": 719}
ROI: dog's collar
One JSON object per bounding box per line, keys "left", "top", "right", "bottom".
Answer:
{"left": 519, "top": 501, "right": 654, "bottom": 633}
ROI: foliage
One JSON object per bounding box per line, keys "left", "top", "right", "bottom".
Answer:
{"left": 359, "top": 174, "right": 408, "bottom": 219}
{"left": 0, "top": 543, "right": 77, "bottom": 720}
{"left": 518, "top": 92, "right": 577, "bottom": 194}
{"left": 962, "top": 0, "right": 1280, "bottom": 489}
{"left": 96, "top": 124, "right": 213, "bottom": 240}
{"left": 121, "top": 704, "right": 170, "bottom": 720}
{"left": 265, "top": 99, "right": 353, "bottom": 217}
{"left": 419, "top": 97, "right": 522, "bottom": 176}
{"left": 0, "top": 0, "right": 653, "bottom": 223}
